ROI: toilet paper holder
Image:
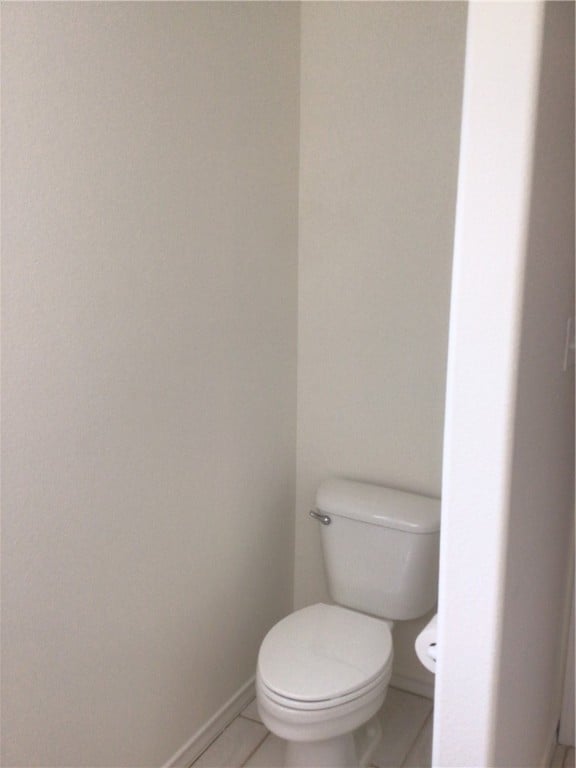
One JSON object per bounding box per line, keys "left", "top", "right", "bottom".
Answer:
{"left": 415, "top": 614, "right": 438, "bottom": 674}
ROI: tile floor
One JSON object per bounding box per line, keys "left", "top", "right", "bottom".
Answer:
{"left": 191, "top": 687, "right": 433, "bottom": 768}
{"left": 190, "top": 686, "right": 576, "bottom": 768}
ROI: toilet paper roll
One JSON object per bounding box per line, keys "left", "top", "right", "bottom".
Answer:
{"left": 415, "top": 614, "right": 438, "bottom": 674}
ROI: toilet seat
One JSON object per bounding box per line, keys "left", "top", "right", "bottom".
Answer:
{"left": 259, "top": 665, "right": 391, "bottom": 711}
{"left": 257, "top": 603, "right": 393, "bottom": 711}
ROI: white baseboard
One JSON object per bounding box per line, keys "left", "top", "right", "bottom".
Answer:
{"left": 162, "top": 677, "right": 256, "bottom": 768}
{"left": 390, "top": 673, "right": 435, "bottom": 701}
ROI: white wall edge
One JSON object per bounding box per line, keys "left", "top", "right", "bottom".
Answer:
{"left": 162, "top": 677, "right": 256, "bottom": 768}
{"left": 433, "top": 2, "right": 546, "bottom": 766}
{"left": 559, "top": 553, "right": 575, "bottom": 746}
{"left": 540, "top": 722, "right": 561, "bottom": 768}
{"left": 390, "top": 674, "right": 435, "bottom": 702}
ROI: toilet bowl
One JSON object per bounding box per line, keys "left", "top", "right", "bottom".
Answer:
{"left": 256, "top": 603, "right": 393, "bottom": 767}
{"left": 256, "top": 479, "right": 441, "bottom": 767}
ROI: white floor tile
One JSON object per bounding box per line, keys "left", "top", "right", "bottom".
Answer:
{"left": 401, "top": 714, "right": 433, "bottom": 768}
{"left": 243, "top": 733, "right": 286, "bottom": 767}
{"left": 241, "top": 698, "right": 262, "bottom": 723}
{"left": 193, "top": 717, "right": 267, "bottom": 768}
{"left": 564, "top": 747, "right": 575, "bottom": 768}
{"left": 550, "top": 744, "right": 567, "bottom": 767}
{"left": 371, "top": 688, "right": 433, "bottom": 768}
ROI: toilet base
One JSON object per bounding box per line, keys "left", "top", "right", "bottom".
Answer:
{"left": 354, "top": 715, "right": 382, "bottom": 766}
{"left": 285, "top": 733, "right": 355, "bottom": 768}
{"left": 282, "top": 715, "right": 382, "bottom": 768}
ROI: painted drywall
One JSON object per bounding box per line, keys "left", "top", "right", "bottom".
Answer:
{"left": 1, "top": 4, "right": 299, "bottom": 766}
{"left": 434, "top": 3, "right": 574, "bottom": 766}
{"left": 493, "top": 3, "right": 575, "bottom": 762}
{"left": 295, "top": 1, "right": 467, "bottom": 689}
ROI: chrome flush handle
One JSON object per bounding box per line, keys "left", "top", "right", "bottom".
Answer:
{"left": 309, "top": 509, "right": 331, "bottom": 525}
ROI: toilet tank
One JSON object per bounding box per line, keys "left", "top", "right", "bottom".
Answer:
{"left": 315, "top": 478, "right": 440, "bottom": 621}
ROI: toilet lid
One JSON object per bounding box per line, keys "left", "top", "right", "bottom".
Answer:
{"left": 258, "top": 603, "right": 393, "bottom": 703}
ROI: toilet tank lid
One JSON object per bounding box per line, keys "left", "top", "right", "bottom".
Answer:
{"left": 316, "top": 478, "right": 440, "bottom": 534}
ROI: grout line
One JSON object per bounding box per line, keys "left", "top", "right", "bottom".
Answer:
{"left": 190, "top": 715, "right": 269, "bottom": 768}
{"left": 187, "top": 721, "right": 231, "bottom": 768}
{"left": 238, "top": 713, "right": 263, "bottom": 725}
{"left": 240, "top": 728, "right": 270, "bottom": 767}
{"left": 399, "top": 710, "right": 433, "bottom": 768}
{"left": 388, "top": 684, "right": 433, "bottom": 703}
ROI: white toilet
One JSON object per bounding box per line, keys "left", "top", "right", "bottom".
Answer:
{"left": 256, "top": 478, "right": 440, "bottom": 768}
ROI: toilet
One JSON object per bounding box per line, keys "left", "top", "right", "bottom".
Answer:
{"left": 256, "top": 478, "right": 440, "bottom": 767}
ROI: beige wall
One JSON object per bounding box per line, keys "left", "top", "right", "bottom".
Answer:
{"left": 1, "top": 3, "right": 299, "bottom": 766}
{"left": 295, "top": 1, "right": 467, "bottom": 688}
{"left": 2, "top": 3, "right": 470, "bottom": 763}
